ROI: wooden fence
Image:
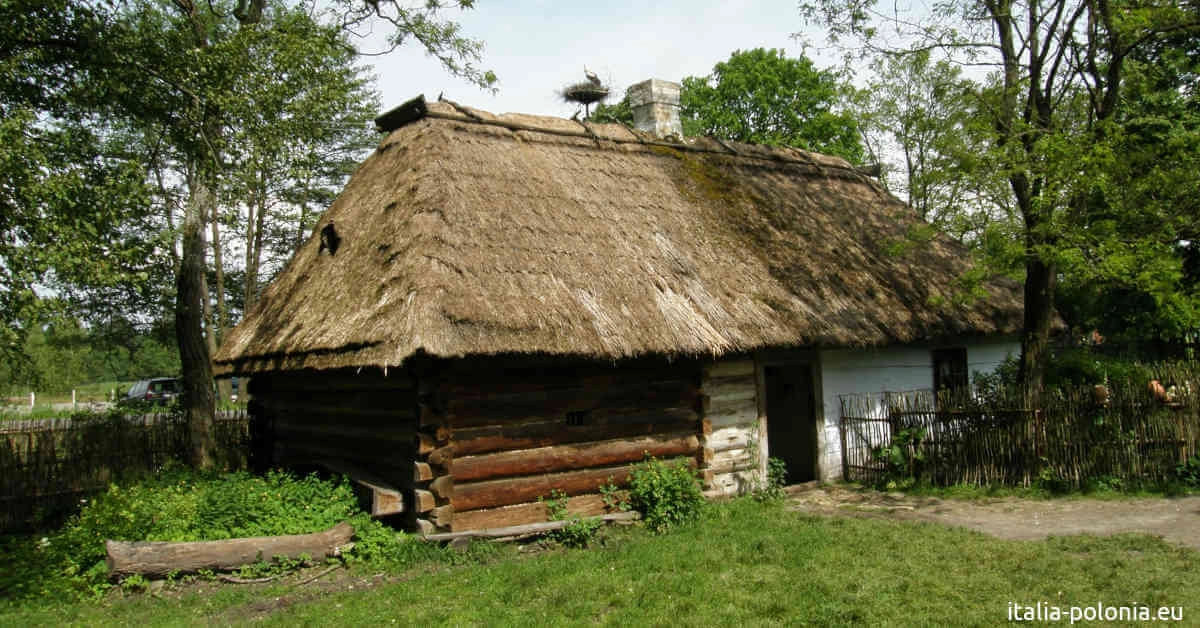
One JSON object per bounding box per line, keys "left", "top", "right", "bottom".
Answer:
{"left": 839, "top": 382, "right": 1200, "bottom": 488}
{"left": 0, "top": 410, "right": 250, "bottom": 532}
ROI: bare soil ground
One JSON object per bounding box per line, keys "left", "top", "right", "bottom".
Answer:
{"left": 786, "top": 483, "right": 1200, "bottom": 550}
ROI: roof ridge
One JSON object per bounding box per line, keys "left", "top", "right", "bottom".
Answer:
{"left": 377, "top": 95, "right": 876, "bottom": 181}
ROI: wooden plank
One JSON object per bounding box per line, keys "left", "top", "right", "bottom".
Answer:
{"left": 447, "top": 382, "right": 701, "bottom": 427}
{"left": 702, "top": 375, "right": 757, "bottom": 403}
{"left": 273, "top": 420, "right": 416, "bottom": 449}
{"left": 709, "top": 448, "right": 756, "bottom": 475}
{"left": 427, "top": 511, "right": 640, "bottom": 540}
{"left": 453, "top": 432, "right": 700, "bottom": 482}
{"left": 352, "top": 481, "right": 405, "bottom": 517}
{"left": 273, "top": 442, "right": 411, "bottom": 484}
{"left": 706, "top": 396, "right": 757, "bottom": 423}
{"left": 255, "top": 371, "right": 415, "bottom": 393}
{"left": 450, "top": 493, "right": 617, "bottom": 532}
{"left": 708, "top": 425, "right": 754, "bottom": 453}
{"left": 452, "top": 412, "right": 698, "bottom": 456}
{"left": 707, "top": 404, "right": 758, "bottom": 430}
{"left": 703, "top": 360, "right": 755, "bottom": 379}
{"left": 452, "top": 461, "right": 697, "bottom": 511}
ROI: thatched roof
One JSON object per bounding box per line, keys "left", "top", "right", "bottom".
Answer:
{"left": 215, "top": 97, "right": 1023, "bottom": 374}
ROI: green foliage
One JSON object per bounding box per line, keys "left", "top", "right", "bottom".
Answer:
{"left": 539, "top": 489, "right": 602, "bottom": 548}
{"left": 1042, "top": 349, "right": 1154, "bottom": 389}
{"left": 1175, "top": 457, "right": 1200, "bottom": 489}
{"left": 0, "top": 466, "right": 419, "bottom": 601}
{"left": 680, "top": 48, "right": 863, "bottom": 162}
{"left": 627, "top": 457, "right": 705, "bottom": 533}
{"left": 589, "top": 96, "right": 633, "bottom": 125}
{"left": 598, "top": 478, "right": 628, "bottom": 512}
{"left": 8, "top": 498, "right": 1199, "bottom": 625}
{"left": 871, "top": 427, "right": 927, "bottom": 490}
{"left": 753, "top": 457, "right": 789, "bottom": 502}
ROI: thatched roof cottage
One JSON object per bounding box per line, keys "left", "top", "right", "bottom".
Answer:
{"left": 214, "top": 79, "right": 1023, "bottom": 534}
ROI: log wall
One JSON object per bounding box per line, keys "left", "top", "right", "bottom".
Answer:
{"left": 699, "top": 359, "right": 762, "bottom": 497}
{"left": 248, "top": 370, "right": 420, "bottom": 520}
{"left": 435, "top": 359, "right": 705, "bottom": 532}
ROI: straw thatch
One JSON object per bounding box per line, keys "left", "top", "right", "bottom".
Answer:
{"left": 215, "top": 97, "right": 1023, "bottom": 375}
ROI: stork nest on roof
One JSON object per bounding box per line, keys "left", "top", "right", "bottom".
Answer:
{"left": 560, "top": 82, "right": 610, "bottom": 106}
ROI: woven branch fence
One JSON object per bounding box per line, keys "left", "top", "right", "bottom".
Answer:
{"left": 0, "top": 410, "right": 250, "bottom": 532}
{"left": 840, "top": 375, "right": 1200, "bottom": 489}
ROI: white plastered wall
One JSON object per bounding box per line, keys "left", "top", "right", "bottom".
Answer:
{"left": 815, "top": 337, "right": 1019, "bottom": 480}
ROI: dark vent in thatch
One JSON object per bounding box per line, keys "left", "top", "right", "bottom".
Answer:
{"left": 215, "top": 99, "right": 1023, "bottom": 375}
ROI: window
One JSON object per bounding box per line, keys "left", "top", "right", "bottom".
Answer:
{"left": 932, "top": 348, "right": 968, "bottom": 396}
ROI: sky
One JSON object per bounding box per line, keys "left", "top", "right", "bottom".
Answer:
{"left": 358, "top": 0, "right": 845, "bottom": 118}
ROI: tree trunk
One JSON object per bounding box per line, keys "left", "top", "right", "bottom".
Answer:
{"left": 106, "top": 521, "right": 353, "bottom": 579}
{"left": 1019, "top": 253, "right": 1056, "bottom": 405}
{"left": 178, "top": 173, "right": 217, "bottom": 468}
{"left": 210, "top": 211, "right": 232, "bottom": 402}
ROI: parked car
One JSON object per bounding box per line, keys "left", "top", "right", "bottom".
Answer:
{"left": 120, "top": 378, "right": 182, "bottom": 407}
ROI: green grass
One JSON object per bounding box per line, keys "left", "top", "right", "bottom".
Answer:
{"left": 3, "top": 498, "right": 1196, "bottom": 626}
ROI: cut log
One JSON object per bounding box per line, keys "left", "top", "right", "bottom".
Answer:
{"left": 106, "top": 521, "right": 354, "bottom": 580}
{"left": 413, "top": 489, "right": 436, "bottom": 513}
{"left": 453, "top": 432, "right": 699, "bottom": 482}
{"left": 452, "top": 413, "right": 698, "bottom": 456}
{"left": 414, "top": 519, "right": 436, "bottom": 536}
{"left": 423, "top": 511, "right": 639, "bottom": 542}
{"left": 429, "top": 475, "right": 454, "bottom": 500}
{"left": 414, "top": 462, "right": 434, "bottom": 482}
{"left": 427, "top": 445, "right": 454, "bottom": 468}
{"left": 451, "top": 492, "right": 623, "bottom": 531}
{"left": 428, "top": 505, "right": 454, "bottom": 528}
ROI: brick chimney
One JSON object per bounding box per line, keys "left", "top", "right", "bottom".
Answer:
{"left": 628, "top": 79, "right": 681, "bottom": 139}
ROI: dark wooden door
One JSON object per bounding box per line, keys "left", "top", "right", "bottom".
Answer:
{"left": 764, "top": 364, "right": 818, "bottom": 483}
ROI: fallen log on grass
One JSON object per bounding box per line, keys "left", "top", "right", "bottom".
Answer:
{"left": 421, "top": 511, "right": 639, "bottom": 543}
{"left": 106, "top": 521, "right": 354, "bottom": 580}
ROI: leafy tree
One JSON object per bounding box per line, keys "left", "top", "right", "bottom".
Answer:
{"left": 680, "top": 48, "right": 863, "bottom": 162}
{"left": 2, "top": 0, "right": 493, "bottom": 466}
{"left": 589, "top": 97, "right": 633, "bottom": 125}
{"left": 800, "top": 0, "right": 1200, "bottom": 397}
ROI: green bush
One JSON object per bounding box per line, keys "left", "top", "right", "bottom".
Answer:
{"left": 0, "top": 465, "right": 420, "bottom": 602}
{"left": 627, "top": 457, "right": 704, "bottom": 533}
{"left": 753, "top": 457, "right": 789, "bottom": 502}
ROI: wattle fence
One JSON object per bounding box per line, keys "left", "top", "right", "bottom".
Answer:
{"left": 0, "top": 411, "right": 250, "bottom": 532}
{"left": 839, "top": 382, "right": 1200, "bottom": 488}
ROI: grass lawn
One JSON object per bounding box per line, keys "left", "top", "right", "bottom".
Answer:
{"left": 3, "top": 498, "right": 1195, "bottom": 626}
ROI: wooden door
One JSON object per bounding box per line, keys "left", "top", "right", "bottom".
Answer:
{"left": 764, "top": 364, "right": 818, "bottom": 483}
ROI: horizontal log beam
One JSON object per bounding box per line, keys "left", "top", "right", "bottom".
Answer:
{"left": 452, "top": 458, "right": 694, "bottom": 512}
{"left": 448, "top": 383, "right": 701, "bottom": 427}
{"left": 106, "top": 522, "right": 354, "bottom": 579}
{"left": 254, "top": 371, "right": 414, "bottom": 394}
{"left": 425, "top": 511, "right": 639, "bottom": 541}
{"left": 450, "top": 493, "right": 621, "bottom": 531}
{"left": 454, "top": 432, "right": 700, "bottom": 483}
{"left": 703, "top": 360, "right": 755, "bottom": 379}
{"left": 452, "top": 411, "right": 699, "bottom": 457}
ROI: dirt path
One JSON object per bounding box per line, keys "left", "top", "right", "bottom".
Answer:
{"left": 786, "top": 483, "right": 1200, "bottom": 550}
